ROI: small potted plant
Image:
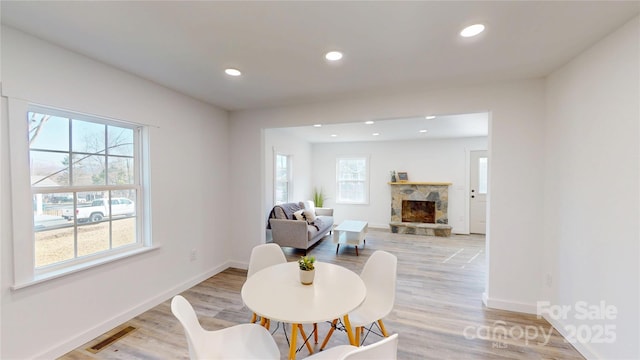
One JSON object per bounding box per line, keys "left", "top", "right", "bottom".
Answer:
{"left": 298, "top": 256, "right": 316, "bottom": 285}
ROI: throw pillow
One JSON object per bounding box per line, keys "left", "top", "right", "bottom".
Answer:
{"left": 303, "top": 209, "right": 317, "bottom": 222}
{"left": 293, "top": 210, "right": 306, "bottom": 221}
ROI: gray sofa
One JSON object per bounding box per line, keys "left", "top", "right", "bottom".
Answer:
{"left": 267, "top": 201, "right": 334, "bottom": 253}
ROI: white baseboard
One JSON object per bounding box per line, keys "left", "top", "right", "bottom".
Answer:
{"left": 482, "top": 292, "right": 538, "bottom": 314}
{"left": 227, "top": 260, "right": 248, "bottom": 270}
{"left": 33, "top": 261, "right": 233, "bottom": 359}
{"left": 543, "top": 315, "right": 598, "bottom": 360}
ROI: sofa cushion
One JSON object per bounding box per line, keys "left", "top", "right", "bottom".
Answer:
{"left": 300, "top": 200, "right": 316, "bottom": 214}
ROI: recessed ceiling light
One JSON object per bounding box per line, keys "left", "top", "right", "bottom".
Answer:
{"left": 372, "top": 133, "right": 380, "bottom": 136}
{"left": 330, "top": 134, "right": 338, "bottom": 137}
{"left": 225, "top": 68, "right": 242, "bottom": 76}
{"left": 313, "top": 124, "right": 322, "bottom": 127}
{"left": 425, "top": 115, "right": 436, "bottom": 120}
{"left": 365, "top": 121, "right": 375, "bottom": 125}
{"left": 325, "top": 51, "right": 343, "bottom": 61}
{"left": 460, "top": 24, "right": 485, "bottom": 38}
{"left": 419, "top": 129, "right": 428, "bottom": 133}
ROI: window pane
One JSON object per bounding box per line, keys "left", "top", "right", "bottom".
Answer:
{"left": 113, "top": 217, "right": 136, "bottom": 248}
{"left": 107, "top": 126, "right": 134, "bottom": 156}
{"left": 28, "top": 113, "right": 69, "bottom": 152}
{"left": 72, "top": 154, "right": 106, "bottom": 186}
{"left": 72, "top": 119, "right": 105, "bottom": 154}
{"left": 34, "top": 192, "right": 76, "bottom": 268}
{"left": 478, "top": 157, "right": 488, "bottom": 194}
{"left": 77, "top": 221, "right": 110, "bottom": 257}
{"left": 109, "top": 189, "right": 137, "bottom": 218}
{"left": 35, "top": 227, "right": 74, "bottom": 268}
{"left": 336, "top": 157, "right": 369, "bottom": 204}
{"left": 275, "top": 154, "right": 290, "bottom": 204}
{"left": 30, "top": 151, "right": 70, "bottom": 186}
{"left": 108, "top": 157, "right": 135, "bottom": 185}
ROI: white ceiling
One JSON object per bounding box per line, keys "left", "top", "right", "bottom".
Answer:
{"left": 1, "top": 1, "right": 638, "bottom": 113}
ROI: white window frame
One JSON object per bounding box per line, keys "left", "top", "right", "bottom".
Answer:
{"left": 274, "top": 152, "right": 292, "bottom": 204}
{"left": 8, "top": 100, "right": 154, "bottom": 289}
{"left": 336, "top": 156, "right": 370, "bottom": 205}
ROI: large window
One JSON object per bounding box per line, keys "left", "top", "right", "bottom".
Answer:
{"left": 10, "top": 103, "right": 150, "bottom": 287}
{"left": 274, "top": 153, "right": 292, "bottom": 204}
{"left": 336, "top": 156, "right": 369, "bottom": 204}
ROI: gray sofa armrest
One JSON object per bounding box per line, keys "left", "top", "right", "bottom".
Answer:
{"left": 269, "top": 218, "right": 309, "bottom": 250}
{"left": 315, "top": 207, "right": 333, "bottom": 216}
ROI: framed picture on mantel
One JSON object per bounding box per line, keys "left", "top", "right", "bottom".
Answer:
{"left": 397, "top": 172, "right": 408, "bottom": 181}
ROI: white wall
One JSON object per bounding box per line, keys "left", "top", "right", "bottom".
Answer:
{"left": 310, "top": 137, "right": 487, "bottom": 232}
{"left": 230, "top": 79, "right": 547, "bottom": 315}
{"left": 1, "top": 27, "right": 231, "bottom": 359}
{"left": 543, "top": 16, "right": 639, "bottom": 360}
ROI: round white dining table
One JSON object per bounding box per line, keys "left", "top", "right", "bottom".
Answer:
{"left": 241, "top": 261, "right": 366, "bottom": 360}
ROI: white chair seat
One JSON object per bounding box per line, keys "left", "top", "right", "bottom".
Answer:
{"left": 305, "top": 345, "right": 357, "bottom": 359}
{"left": 199, "top": 323, "right": 280, "bottom": 359}
{"left": 171, "top": 295, "right": 280, "bottom": 359}
{"left": 310, "top": 334, "right": 398, "bottom": 359}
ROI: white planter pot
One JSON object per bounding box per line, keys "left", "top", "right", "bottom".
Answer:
{"left": 299, "top": 269, "right": 315, "bottom": 285}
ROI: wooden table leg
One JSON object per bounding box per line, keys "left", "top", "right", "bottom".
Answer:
{"left": 320, "top": 319, "right": 338, "bottom": 350}
{"left": 297, "top": 324, "right": 314, "bottom": 354}
{"left": 343, "top": 314, "right": 356, "bottom": 346}
{"left": 314, "top": 323, "right": 318, "bottom": 344}
{"left": 289, "top": 323, "right": 298, "bottom": 360}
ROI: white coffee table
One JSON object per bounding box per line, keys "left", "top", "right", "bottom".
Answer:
{"left": 333, "top": 220, "right": 368, "bottom": 256}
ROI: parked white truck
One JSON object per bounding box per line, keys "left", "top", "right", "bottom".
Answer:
{"left": 62, "top": 198, "right": 135, "bottom": 222}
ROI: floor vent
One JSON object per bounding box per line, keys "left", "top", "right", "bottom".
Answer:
{"left": 87, "top": 326, "right": 136, "bottom": 353}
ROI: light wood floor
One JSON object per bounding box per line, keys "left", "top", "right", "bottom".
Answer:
{"left": 60, "top": 230, "right": 584, "bottom": 359}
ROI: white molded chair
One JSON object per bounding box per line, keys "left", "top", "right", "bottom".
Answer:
{"left": 247, "top": 243, "right": 287, "bottom": 325}
{"left": 171, "top": 295, "right": 280, "bottom": 360}
{"left": 308, "top": 333, "right": 398, "bottom": 359}
{"left": 321, "top": 250, "right": 398, "bottom": 348}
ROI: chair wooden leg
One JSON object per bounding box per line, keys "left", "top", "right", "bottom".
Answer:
{"left": 250, "top": 312, "right": 257, "bottom": 323}
{"left": 377, "top": 319, "right": 389, "bottom": 337}
{"left": 260, "top": 317, "right": 267, "bottom": 327}
{"left": 314, "top": 323, "right": 318, "bottom": 344}
{"left": 265, "top": 318, "right": 271, "bottom": 330}
{"left": 355, "top": 246, "right": 359, "bottom": 256}
{"left": 297, "top": 324, "right": 314, "bottom": 354}
{"left": 320, "top": 319, "right": 338, "bottom": 350}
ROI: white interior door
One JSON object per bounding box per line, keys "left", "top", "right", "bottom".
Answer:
{"left": 470, "top": 150, "right": 488, "bottom": 234}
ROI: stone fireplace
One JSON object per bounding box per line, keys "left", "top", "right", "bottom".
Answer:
{"left": 390, "top": 182, "right": 452, "bottom": 237}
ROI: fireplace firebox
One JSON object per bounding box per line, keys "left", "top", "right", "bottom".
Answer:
{"left": 401, "top": 200, "right": 435, "bottom": 223}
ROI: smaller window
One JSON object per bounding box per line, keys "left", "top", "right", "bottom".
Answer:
{"left": 478, "top": 157, "right": 488, "bottom": 194}
{"left": 336, "top": 156, "right": 369, "bottom": 204}
{"left": 274, "top": 153, "right": 292, "bottom": 204}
